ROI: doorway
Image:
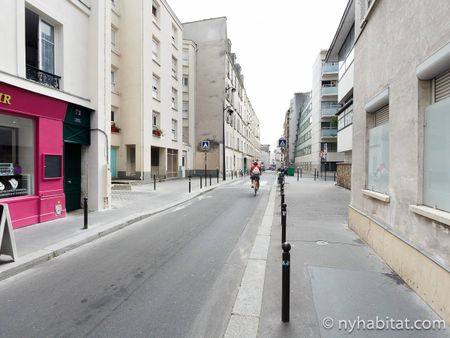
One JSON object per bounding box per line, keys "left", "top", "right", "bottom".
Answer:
{"left": 64, "top": 143, "right": 81, "bottom": 211}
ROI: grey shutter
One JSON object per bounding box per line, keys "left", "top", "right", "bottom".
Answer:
{"left": 435, "top": 69, "right": 450, "bottom": 102}
{"left": 374, "top": 105, "right": 389, "bottom": 127}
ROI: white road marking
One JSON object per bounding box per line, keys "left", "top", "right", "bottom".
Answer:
{"left": 172, "top": 202, "right": 192, "bottom": 212}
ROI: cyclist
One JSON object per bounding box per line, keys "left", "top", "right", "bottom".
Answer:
{"left": 250, "top": 160, "right": 262, "bottom": 189}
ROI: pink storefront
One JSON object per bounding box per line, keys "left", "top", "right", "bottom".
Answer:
{"left": 0, "top": 82, "right": 68, "bottom": 229}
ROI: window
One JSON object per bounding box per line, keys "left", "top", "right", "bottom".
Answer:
{"left": 182, "top": 49, "right": 189, "bottom": 65}
{"left": 171, "top": 88, "right": 178, "bottom": 110}
{"left": 25, "top": 9, "right": 60, "bottom": 88}
{"left": 152, "top": 37, "right": 160, "bottom": 62}
{"left": 0, "top": 114, "right": 35, "bottom": 199}
{"left": 152, "top": 1, "right": 160, "bottom": 23}
{"left": 152, "top": 74, "right": 160, "bottom": 100}
{"left": 152, "top": 111, "right": 160, "bottom": 127}
{"left": 111, "top": 27, "right": 117, "bottom": 47}
{"left": 338, "top": 104, "right": 353, "bottom": 131}
{"left": 182, "top": 76, "right": 189, "bottom": 89}
{"left": 172, "top": 56, "right": 178, "bottom": 78}
{"left": 171, "top": 24, "right": 178, "bottom": 46}
{"left": 423, "top": 71, "right": 450, "bottom": 212}
{"left": 111, "top": 69, "right": 117, "bottom": 91}
{"left": 171, "top": 119, "right": 178, "bottom": 140}
{"left": 182, "top": 101, "right": 189, "bottom": 118}
{"left": 182, "top": 127, "right": 189, "bottom": 144}
{"left": 367, "top": 105, "right": 389, "bottom": 194}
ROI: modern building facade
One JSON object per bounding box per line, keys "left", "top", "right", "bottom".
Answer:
{"left": 287, "top": 93, "right": 309, "bottom": 166}
{"left": 295, "top": 51, "right": 343, "bottom": 172}
{"left": 0, "top": 0, "right": 111, "bottom": 228}
{"left": 183, "top": 17, "right": 261, "bottom": 178}
{"left": 326, "top": 0, "right": 355, "bottom": 188}
{"left": 259, "top": 144, "right": 270, "bottom": 168}
{"left": 350, "top": 0, "right": 450, "bottom": 323}
{"left": 110, "top": 0, "right": 190, "bottom": 181}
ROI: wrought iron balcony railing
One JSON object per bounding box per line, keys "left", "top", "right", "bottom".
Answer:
{"left": 26, "top": 65, "right": 61, "bottom": 89}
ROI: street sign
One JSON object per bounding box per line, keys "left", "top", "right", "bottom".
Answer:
{"left": 201, "top": 140, "right": 210, "bottom": 151}
{"left": 278, "top": 137, "right": 287, "bottom": 148}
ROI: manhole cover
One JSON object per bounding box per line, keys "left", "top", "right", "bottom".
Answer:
{"left": 316, "top": 240, "right": 329, "bottom": 246}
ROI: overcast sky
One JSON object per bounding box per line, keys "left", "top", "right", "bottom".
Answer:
{"left": 167, "top": 0, "right": 348, "bottom": 150}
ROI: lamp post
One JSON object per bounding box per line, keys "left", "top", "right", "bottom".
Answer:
{"left": 223, "top": 105, "right": 234, "bottom": 181}
{"left": 222, "top": 86, "right": 236, "bottom": 181}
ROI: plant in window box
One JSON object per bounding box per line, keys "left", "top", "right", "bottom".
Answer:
{"left": 153, "top": 127, "right": 163, "bottom": 137}
{"left": 111, "top": 123, "right": 121, "bottom": 133}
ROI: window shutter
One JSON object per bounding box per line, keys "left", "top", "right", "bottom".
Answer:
{"left": 435, "top": 69, "right": 450, "bottom": 102}
{"left": 374, "top": 105, "right": 389, "bottom": 127}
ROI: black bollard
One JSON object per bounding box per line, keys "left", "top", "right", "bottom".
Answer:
{"left": 334, "top": 172, "right": 336, "bottom": 182}
{"left": 314, "top": 169, "right": 317, "bottom": 181}
{"left": 300, "top": 167, "right": 302, "bottom": 178}
{"left": 83, "top": 197, "right": 88, "bottom": 229}
{"left": 154, "top": 175, "right": 156, "bottom": 191}
{"left": 217, "top": 169, "right": 219, "bottom": 183}
{"left": 281, "top": 203, "right": 287, "bottom": 244}
{"left": 200, "top": 175, "right": 202, "bottom": 189}
{"left": 189, "top": 177, "right": 191, "bottom": 193}
{"left": 205, "top": 174, "right": 207, "bottom": 187}
{"left": 297, "top": 168, "right": 299, "bottom": 181}
{"left": 325, "top": 169, "right": 327, "bottom": 181}
{"left": 281, "top": 190, "right": 285, "bottom": 205}
{"left": 209, "top": 175, "right": 212, "bottom": 186}
{"left": 282, "top": 242, "right": 291, "bottom": 323}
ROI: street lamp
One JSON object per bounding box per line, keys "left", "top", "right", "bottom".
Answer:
{"left": 223, "top": 86, "right": 236, "bottom": 180}
{"left": 223, "top": 105, "right": 234, "bottom": 180}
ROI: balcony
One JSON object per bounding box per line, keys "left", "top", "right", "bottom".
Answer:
{"left": 321, "top": 127, "right": 337, "bottom": 137}
{"left": 322, "top": 62, "right": 339, "bottom": 74}
{"left": 321, "top": 85, "right": 338, "bottom": 96}
{"left": 321, "top": 106, "right": 340, "bottom": 117}
{"left": 26, "top": 65, "right": 61, "bottom": 89}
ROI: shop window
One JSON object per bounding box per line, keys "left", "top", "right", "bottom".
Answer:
{"left": 0, "top": 114, "right": 35, "bottom": 198}
{"left": 25, "top": 8, "right": 60, "bottom": 89}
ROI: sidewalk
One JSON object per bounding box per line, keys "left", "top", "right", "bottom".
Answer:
{"left": 0, "top": 175, "right": 241, "bottom": 281}
{"left": 258, "top": 176, "right": 448, "bottom": 337}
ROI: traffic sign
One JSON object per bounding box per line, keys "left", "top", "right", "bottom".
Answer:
{"left": 278, "top": 137, "right": 287, "bottom": 148}
{"left": 201, "top": 140, "right": 210, "bottom": 151}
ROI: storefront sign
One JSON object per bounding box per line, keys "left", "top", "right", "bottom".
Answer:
{"left": 0, "top": 93, "right": 12, "bottom": 105}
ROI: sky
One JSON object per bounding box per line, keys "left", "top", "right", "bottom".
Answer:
{"left": 167, "top": 0, "right": 348, "bottom": 150}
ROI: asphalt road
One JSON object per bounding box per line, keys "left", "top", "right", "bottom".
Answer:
{"left": 0, "top": 174, "right": 274, "bottom": 338}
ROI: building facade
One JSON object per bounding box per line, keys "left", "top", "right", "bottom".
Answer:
{"left": 326, "top": 0, "right": 355, "bottom": 188}
{"left": 259, "top": 144, "right": 270, "bottom": 169}
{"left": 0, "top": 0, "right": 111, "bottom": 228}
{"left": 350, "top": 0, "right": 450, "bottom": 323}
{"left": 287, "top": 93, "right": 309, "bottom": 166}
{"left": 183, "top": 17, "right": 260, "bottom": 178}
{"left": 295, "top": 51, "right": 343, "bottom": 172}
{"left": 110, "top": 0, "right": 191, "bottom": 181}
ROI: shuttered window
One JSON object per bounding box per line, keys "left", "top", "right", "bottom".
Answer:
{"left": 374, "top": 105, "right": 389, "bottom": 127}
{"left": 435, "top": 69, "right": 450, "bottom": 102}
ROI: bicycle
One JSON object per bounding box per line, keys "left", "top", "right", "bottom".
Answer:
{"left": 251, "top": 175, "right": 260, "bottom": 196}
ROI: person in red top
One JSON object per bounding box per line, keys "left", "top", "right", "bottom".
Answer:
{"left": 250, "top": 160, "right": 262, "bottom": 189}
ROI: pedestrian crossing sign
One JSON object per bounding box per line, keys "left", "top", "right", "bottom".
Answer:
{"left": 201, "top": 140, "right": 210, "bottom": 151}
{"left": 278, "top": 138, "right": 287, "bottom": 148}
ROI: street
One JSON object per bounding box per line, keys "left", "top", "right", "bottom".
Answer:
{"left": 0, "top": 175, "right": 273, "bottom": 338}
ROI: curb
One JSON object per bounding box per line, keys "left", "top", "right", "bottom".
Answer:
{"left": 0, "top": 179, "right": 241, "bottom": 282}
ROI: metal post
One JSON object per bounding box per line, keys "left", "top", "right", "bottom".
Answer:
{"left": 232, "top": 170, "right": 233, "bottom": 179}
{"left": 314, "top": 168, "right": 317, "bottom": 181}
{"left": 325, "top": 166, "right": 327, "bottom": 181}
{"left": 282, "top": 242, "right": 291, "bottom": 323}
{"left": 300, "top": 167, "right": 302, "bottom": 178}
{"left": 189, "top": 177, "right": 191, "bottom": 193}
{"left": 281, "top": 190, "right": 285, "bottom": 205}
{"left": 83, "top": 197, "right": 88, "bottom": 229}
{"left": 297, "top": 168, "right": 299, "bottom": 181}
{"left": 154, "top": 175, "right": 156, "bottom": 191}
{"left": 209, "top": 175, "right": 211, "bottom": 186}
{"left": 281, "top": 203, "right": 287, "bottom": 244}
{"left": 200, "top": 175, "right": 202, "bottom": 189}
{"left": 334, "top": 172, "right": 336, "bottom": 182}
{"left": 217, "top": 169, "right": 219, "bottom": 183}
{"left": 204, "top": 151, "right": 207, "bottom": 187}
